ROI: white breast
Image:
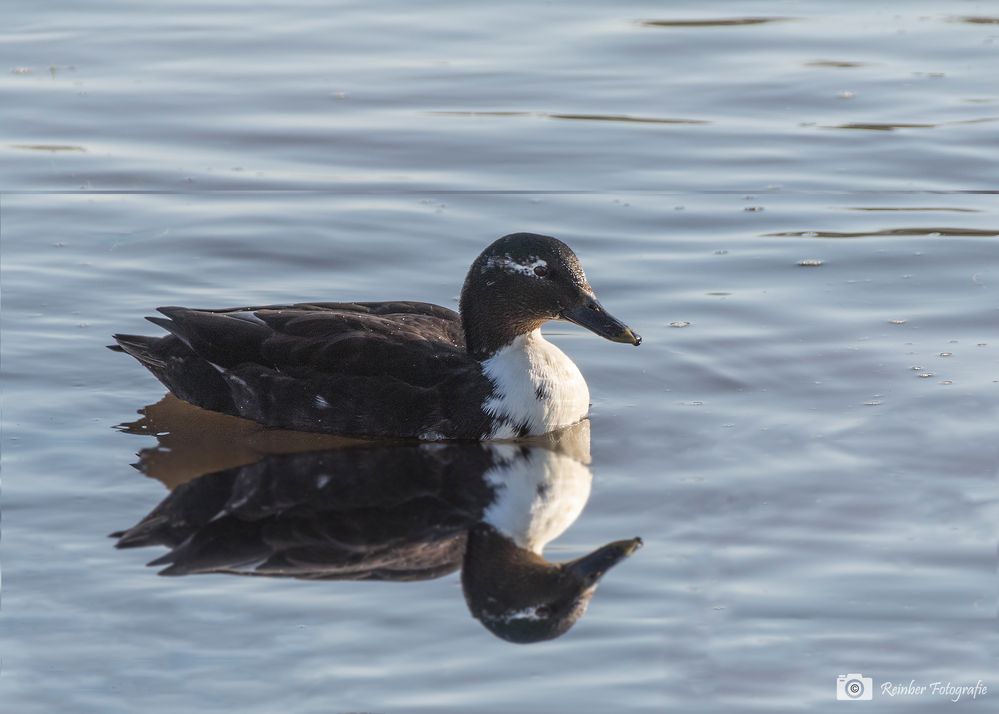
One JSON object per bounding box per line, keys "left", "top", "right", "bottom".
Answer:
{"left": 481, "top": 330, "right": 590, "bottom": 438}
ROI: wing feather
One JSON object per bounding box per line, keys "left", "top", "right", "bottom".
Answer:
{"left": 115, "top": 301, "right": 491, "bottom": 437}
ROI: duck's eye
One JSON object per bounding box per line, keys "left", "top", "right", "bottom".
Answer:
{"left": 533, "top": 265, "right": 550, "bottom": 278}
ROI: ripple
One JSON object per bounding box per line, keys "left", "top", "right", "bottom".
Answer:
{"left": 432, "top": 111, "right": 709, "bottom": 125}
{"left": 765, "top": 227, "right": 999, "bottom": 238}
{"left": 805, "top": 59, "right": 867, "bottom": 68}
{"left": 951, "top": 16, "right": 999, "bottom": 25}
{"left": 844, "top": 207, "right": 981, "bottom": 213}
{"left": 640, "top": 17, "right": 790, "bottom": 28}
{"left": 548, "top": 113, "right": 709, "bottom": 125}
{"left": 822, "top": 117, "right": 999, "bottom": 131}
{"left": 10, "top": 144, "right": 86, "bottom": 152}
{"left": 824, "top": 122, "right": 936, "bottom": 131}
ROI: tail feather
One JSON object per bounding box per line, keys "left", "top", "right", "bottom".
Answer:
{"left": 111, "top": 326, "right": 237, "bottom": 413}
{"left": 113, "top": 515, "right": 170, "bottom": 549}
{"left": 112, "top": 333, "right": 167, "bottom": 369}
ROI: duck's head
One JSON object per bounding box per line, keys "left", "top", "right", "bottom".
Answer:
{"left": 460, "top": 233, "right": 641, "bottom": 358}
{"left": 462, "top": 524, "right": 642, "bottom": 643}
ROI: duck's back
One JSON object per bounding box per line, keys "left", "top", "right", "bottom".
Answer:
{"left": 112, "top": 301, "right": 495, "bottom": 438}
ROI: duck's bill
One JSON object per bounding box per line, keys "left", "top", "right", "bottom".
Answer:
{"left": 561, "top": 298, "right": 641, "bottom": 345}
{"left": 567, "top": 537, "right": 643, "bottom": 582}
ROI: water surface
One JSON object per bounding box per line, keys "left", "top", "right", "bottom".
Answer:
{"left": 2, "top": 1, "right": 998, "bottom": 712}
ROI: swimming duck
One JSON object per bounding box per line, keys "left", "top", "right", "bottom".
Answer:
{"left": 111, "top": 233, "right": 640, "bottom": 439}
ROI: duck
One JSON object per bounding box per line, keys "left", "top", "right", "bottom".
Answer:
{"left": 111, "top": 232, "right": 640, "bottom": 440}
{"left": 112, "top": 417, "right": 642, "bottom": 643}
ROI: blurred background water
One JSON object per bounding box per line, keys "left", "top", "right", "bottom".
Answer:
{"left": 2, "top": 1, "right": 997, "bottom": 712}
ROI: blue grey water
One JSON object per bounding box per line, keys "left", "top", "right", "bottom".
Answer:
{"left": 2, "top": 1, "right": 997, "bottom": 711}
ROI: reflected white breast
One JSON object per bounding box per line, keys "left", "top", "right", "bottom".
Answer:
{"left": 482, "top": 448, "right": 593, "bottom": 553}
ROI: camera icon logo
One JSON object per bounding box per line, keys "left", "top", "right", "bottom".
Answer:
{"left": 836, "top": 673, "right": 874, "bottom": 701}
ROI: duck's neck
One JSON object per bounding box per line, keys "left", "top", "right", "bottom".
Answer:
{"left": 460, "top": 303, "right": 542, "bottom": 359}
{"left": 459, "top": 266, "right": 547, "bottom": 358}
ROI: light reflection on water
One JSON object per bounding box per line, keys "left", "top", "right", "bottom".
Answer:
{"left": 3, "top": 0, "right": 998, "bottom": 712}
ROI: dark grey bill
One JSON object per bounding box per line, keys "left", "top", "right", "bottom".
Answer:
{"left": 567, "top": 537, "right": 643, "bottom": 582}
{"left": 561, "top": 297, "right": 641, "bottom": 345}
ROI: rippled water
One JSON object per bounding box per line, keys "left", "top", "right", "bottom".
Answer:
{"left": 3, "top": 2, "right": 998, "bottom": 712}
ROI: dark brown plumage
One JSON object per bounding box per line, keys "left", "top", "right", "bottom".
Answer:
{"left": 113, "top": 301, "right": 495, "bottom": 438}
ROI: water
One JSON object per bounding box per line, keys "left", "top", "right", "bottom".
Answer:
{"left": 2, "top": 1, "right": 998, "bottom": 712}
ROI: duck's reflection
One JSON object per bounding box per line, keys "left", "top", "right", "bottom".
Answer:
{"left": 114, "top": 396, "right": 641, "bottom": 643}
